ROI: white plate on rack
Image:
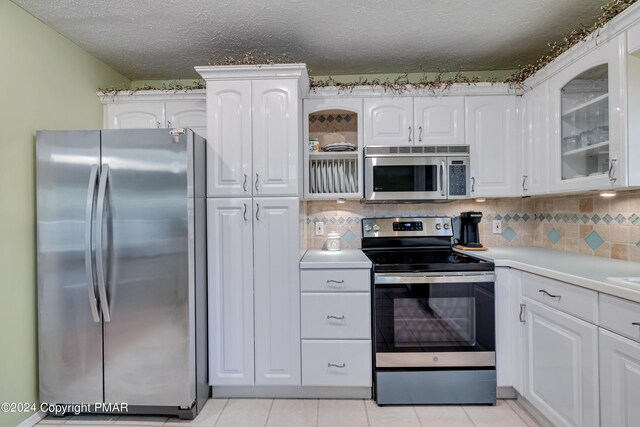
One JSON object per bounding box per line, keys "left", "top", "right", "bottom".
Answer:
{"left": 310, "top": 162, "right": 316, "bottom": 193}
{"left": 316, "top": 162, "right": 322, "bottom": 193}
{"left": 350, "top": 164, "right": 356, "bottom": 193}
{"left": 338, "top": 162, "right": 344, "bottom": 193}
{"left": 333, "top": 162, "right": 340, "bottom": 193}
{"left": 322, "top": 162, "right": 328, "bottom": 193}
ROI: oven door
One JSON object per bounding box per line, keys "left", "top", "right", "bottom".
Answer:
{"left": 365, "top": 156, "right": 446, "bottom": 201}
{"left": 373, "top": 271, "right": 496, "bottom": 368}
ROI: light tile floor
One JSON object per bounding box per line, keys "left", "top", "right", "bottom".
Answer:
{"left": 37, "top": 398, "right": 541, "bottom": 427}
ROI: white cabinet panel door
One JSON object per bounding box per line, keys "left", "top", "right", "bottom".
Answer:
{"left": 495, "top": 267, "right": 522, "bottom": 389}
{"left": 600, "top": 329, "right": 640, "bottom": 427}
{"left": 252, "top": 80, "right": 299, "bottom": 196}
{"left": 106, "top": 102, "right": 164, "bottom": 129}
{"left": 521, "top": 82, "right": 549, "bottom": 195}
{"left": 523, "top": 298, "right": 599, "bottom": 427}
{"left": 364, "top": 98, "right": 414, "bottom": 146}
{"left": 466, "top": 96, "right": 517, "bottom": 197}
{"left": 414, "top": 97, "right": 464, "bottom": 145}
{"left": 253, "top": 197, "right": 300, "bottom": 385}
{"left": 165, "top": 100, "right": 207, "bottom": 138}
{"left": 206, "top": 81, "right": 252, "bottom": 197}
{"left": 207, "top": 198, "right": 254, "bottom": 385}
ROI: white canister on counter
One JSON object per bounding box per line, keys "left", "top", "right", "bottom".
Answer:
{"left": 326, "top": 232, "right": 341, "bottom": 251}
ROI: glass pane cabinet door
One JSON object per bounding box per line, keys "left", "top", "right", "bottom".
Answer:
{"left": 560, "top": 64, "right": 609, "bottom": 180}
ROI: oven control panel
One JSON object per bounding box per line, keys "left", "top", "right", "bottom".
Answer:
{"left": 362, "top": 217, "right": 453, "bottom": 238}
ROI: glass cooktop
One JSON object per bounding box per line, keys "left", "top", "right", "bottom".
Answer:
{"left": 363, "top": 249, "right": 494, "bottom": 273}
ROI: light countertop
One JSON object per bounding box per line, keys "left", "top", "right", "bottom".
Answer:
{"left": 300, "top": 249, "right": 372, "bottom": 269}
{"left": 457, "top": 246, "right": 640, "bottom": 303}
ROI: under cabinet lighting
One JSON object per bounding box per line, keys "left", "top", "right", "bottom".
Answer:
{"left": 600, "top": 191, "right": 616, "bottom": 198}
{"left": 336, "top": 198, "right": 346, "bottom": 204}
{"left": 475, "top": 198, "right": 486, "bottom": 203}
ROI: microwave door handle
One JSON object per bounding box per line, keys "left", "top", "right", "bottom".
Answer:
{"left": 440, "top": 160, "right": 445, "bottom": 197}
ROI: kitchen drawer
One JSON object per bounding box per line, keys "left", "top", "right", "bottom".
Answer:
{"left": 302, "top": 340, "right": 372, "bottom": 387}
{"left": 600, "top": 294, "right": 640, "bottom": 343}
{"left": 522, "top": 272, "right": 597, "bottom": 323}
{"left": 300, "top": 268, "right": 370, "bottom": 292}
{"left": 301, "top": 293, "right": 371, "bottom": 339}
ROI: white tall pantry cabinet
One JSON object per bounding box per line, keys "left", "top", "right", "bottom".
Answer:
{"left": 196, "top": 65, "right": 308, "bottom": 390}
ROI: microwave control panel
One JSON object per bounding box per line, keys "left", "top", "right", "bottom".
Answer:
{"left": 449, "top": 161, "right": 468, "bottom": 196}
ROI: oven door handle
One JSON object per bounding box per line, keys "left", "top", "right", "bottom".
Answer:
{"left": 375, "top": 272, "right": 496, "bottom": 284}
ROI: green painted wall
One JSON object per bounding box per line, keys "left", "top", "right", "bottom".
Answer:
{"left": 0, "top": 2, "right": 129, "bottom": 426}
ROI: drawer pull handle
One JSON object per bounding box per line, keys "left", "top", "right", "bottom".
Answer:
{"left": 327, "top": 315, "right": 345, "bottom": 320}
{"left": 327, "top": 279, "right": 345, "bottom": 284}
{"left": 538, "top": 289, "right": 561, "bottom": 300}
{"left": 632, "top": 322, "right": 640, "bottom": 327}
{"left": 328, "top": 362, "right": 346, "bottom": 368}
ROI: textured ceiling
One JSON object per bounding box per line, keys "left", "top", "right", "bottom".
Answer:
{"left": 12, "top": 0, "right": 610, "bottom": 80}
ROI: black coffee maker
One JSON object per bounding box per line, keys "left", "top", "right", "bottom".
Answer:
{"left": 459, "top": 211, "right": 483, "bottom": 248}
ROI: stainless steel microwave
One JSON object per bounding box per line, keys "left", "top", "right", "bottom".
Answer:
{"left": 364, "top": 146, "right": 470, "bottom": 201}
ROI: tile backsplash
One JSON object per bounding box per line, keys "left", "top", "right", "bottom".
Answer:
{"left": 303, "top": 189, "right": 640, "bottom": 262}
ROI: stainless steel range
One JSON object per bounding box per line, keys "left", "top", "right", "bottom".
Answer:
{"left": 361, "top": 216, "right": 497, "bottom": 405}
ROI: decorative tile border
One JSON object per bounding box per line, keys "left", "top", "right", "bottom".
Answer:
{"left": 533, "top": 212, "right": 640, "bottom": 225}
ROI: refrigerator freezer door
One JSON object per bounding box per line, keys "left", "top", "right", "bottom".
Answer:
{"left": 36, "top": 130, "right": 103, "bottom": 404}
{"left": 101, "top": 129, "right": 195, "bottom": 407}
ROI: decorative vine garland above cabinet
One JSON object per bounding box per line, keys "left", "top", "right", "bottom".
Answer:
{"left": 99, "top": 91, "right": 207, "bottom": 137}
{"left": 304, "top": 98, "right": 364, "bottom": 199}
{"left": 363, "top": 97, "right": 465, "bottom": 146}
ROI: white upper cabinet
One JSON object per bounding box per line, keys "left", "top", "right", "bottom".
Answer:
{"left": 414, "top": 97, "right": 465, "bottom": 145}
{"left": 303, "top": 98, "right": 364, "bottom": 199}
{"left": 466, "top": 96, "right": 518, "bottom": 197}
{"left": 106, "top": 102, "right": 165, "bottom": 129}
{"left": 252, "top": 79, "right": 299, "bottom": 196}
{"left": 165, "top": 100, "right": 207, "bottom": 137}
{"left": 206, "top": 81, "right": 253, "bottom": 197}
{"left": 521, "top": 82, "right": 549, "bottom": 196}
{"left": 364, "top": 98, "right": 414, "bottom": 146}
{"left": 548, "top": 33, "right": 626, "bottom": 192}
{"left": 198, "top": 65, "right": 306, "bottom": 198}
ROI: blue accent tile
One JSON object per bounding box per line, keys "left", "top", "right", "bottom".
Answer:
{"left": 581, "top": 214, "right": 590, "bottom": 224}
{"left": 584, "top": 230, "right": 605, "bottom": 250}
{"left": 562, "top": 214, "right": 569, "bottom": 223}
{"left": 329, "top": 217, "right": 337, "bottom": 224}
{"left": 571, "top": 214, "right": 579, "bottom": 223}
{"left": 338, "top": 217, "right": 345, "bottom": 224}
{"left": 354, "top": 218, "right": 361, "bottom": 224}
{"left": 495, "top": 214, "right": 503, "bottom": 220}
{"left": 547, "top": 228, "right": 562, "bottom": 245}
{"left": 504, "top": 214, "right": 512, "bottom": 222}
{"left": 502, "top": 227, "right": 517, "bottom": 242}
{"left": 344, "top": 115, "right": 352, "bottom": 122}
{"left": 554, "top": 214, "right": 561, "bottom": 222}
{"left": 591, "top": 214, "right": 601, "bottom": 224}
{"left": 630, "top": 214, "right": 640, "bottom": 225}
{"left": 305, "top": 218, "right": 311, "bottom": 225}
{"left": 346, "top": 217, "right": 353, "bottom": 224}
{"left": 636, "top": 241, "right": 640, "bottom": 249}
{"left": 522, "top": 213, "right": 530, "bottom": 222}
{"left": 342, "top": 229, "right": 357, "bottom": 245}
{"left": 614, "top": 213, "right": 625, "bottom": 224}
{"left": 603, "top": 214, "right": 614, "bottom": 224}
{"left": 485, "top": 214, "right": 494, "bottom": 221}
{"left": 312, "top": 217, "right": 319, "bottom": 224}
{"left": 513, "top": 213, "right": 521, "bottom": 222}
{"left": 546, "top": 214, "right": 552, "bottom": 221}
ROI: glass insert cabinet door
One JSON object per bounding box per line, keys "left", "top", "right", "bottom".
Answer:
{"left": 560, "top": 64, "right": 610, "bottom": 180}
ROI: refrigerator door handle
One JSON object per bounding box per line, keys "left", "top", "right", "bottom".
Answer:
{"left": 96, "top": 163, "right": 112, "bottom": 322}
{"left": 84, "top": 164, "right": 101, "bottom": 323}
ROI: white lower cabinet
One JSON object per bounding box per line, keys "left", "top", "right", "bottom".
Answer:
{"left": 207, "top": 197, "right": 300, "bottom": 386}
{"left": 522, "top": 297, "right": 599, "bottom": 427}
{"left": 302, "top": 340, "right": 372, "bottom": 387}
{"left": 299, "top": 268, "right": 371, "bottom": 388}
{"left": 599, "top": 329, "right": 640, "bottom": 427}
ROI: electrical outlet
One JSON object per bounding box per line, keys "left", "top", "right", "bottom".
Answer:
{"left": 315, "top": 221, "right": 325, "bottom": 236}
{"left": 492, "top": 220, "right": 502, "bottom": 235}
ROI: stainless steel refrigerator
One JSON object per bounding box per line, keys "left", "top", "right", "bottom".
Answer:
{"left": 36, "top": 129, "right": 208, "bottom": 419}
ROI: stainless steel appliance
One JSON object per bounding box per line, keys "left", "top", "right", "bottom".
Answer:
{"left": 36, "top": 129, "right": 208, "bottom": 419}
{"left": 364, "top": 146, "right": 470, "bottom": 201}
{"left": 362, "top": 217, "right": 496, "bottom": 405}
